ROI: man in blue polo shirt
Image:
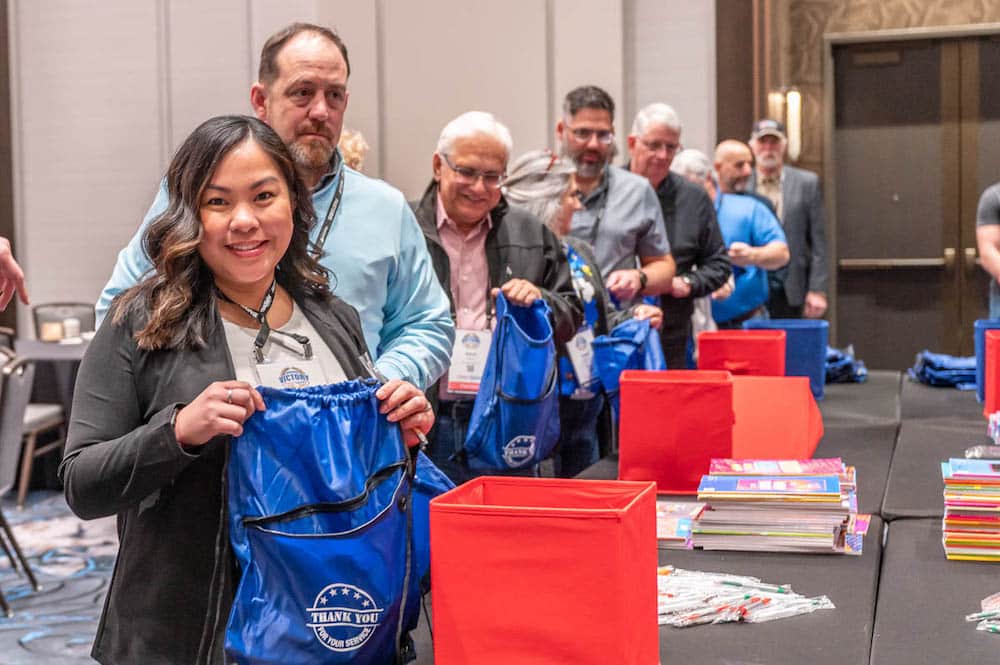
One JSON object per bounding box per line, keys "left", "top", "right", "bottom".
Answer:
{"left": 95, "top": 23, "right": 453, "bottom": 389}
{"left": 708, "top": 140, "right": 789, "bottom": 328}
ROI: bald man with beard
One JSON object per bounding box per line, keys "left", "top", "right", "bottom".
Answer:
{"left": 708, "top": 140, "right": 789, "bottom": 328}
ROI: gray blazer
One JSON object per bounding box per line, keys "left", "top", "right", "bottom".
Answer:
{"left": 751, "top": 165, "right": 828, "bottom": 306}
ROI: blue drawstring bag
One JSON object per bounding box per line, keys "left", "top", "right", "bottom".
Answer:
{"left": 226, "top": 380, "right": 425, "bottom": 665}
{"left": 592, "top": 318, "right": 667, "bottom": 419}
{"left": 462, "top": 293, "right": 560, "bottom": 470}
{"left": 412, "top": 450, "right": 455, "bottom": 594}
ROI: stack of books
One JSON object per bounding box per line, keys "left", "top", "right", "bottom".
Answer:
{"left": 941, "top": 458, "right": 1000, "bottom": 562}
{"left": 692, "top": 458, "right": 869, "bottom": 555}
{"left": 655, "top": 500, "right": 705, "bottom": 550}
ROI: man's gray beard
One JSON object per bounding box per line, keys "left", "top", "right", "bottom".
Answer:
{"left": 757, "top": 154, "right": 782, "bottom": 170}
{"left": 559, "top": 141, "right": 608, "bottom": 180}
{"left": 290, "top": 139, "right": 334, "bottom": 174}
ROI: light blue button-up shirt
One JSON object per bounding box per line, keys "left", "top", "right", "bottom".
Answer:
{"left": 96, "top": 157, "right": 455, "bottom": 390}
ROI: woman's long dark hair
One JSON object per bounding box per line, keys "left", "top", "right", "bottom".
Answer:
{"left": 113, "top": 115, "right": 330, "bottom": 350}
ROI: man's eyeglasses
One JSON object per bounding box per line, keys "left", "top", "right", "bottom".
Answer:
{"left": 640, "top": 139, "right": 682, "bottom": 155}
{"left": 441, "top": 154, "right": 505, "bottom": 190}
{"left": 565, "top": 125, "right": 615, "bottom": 145}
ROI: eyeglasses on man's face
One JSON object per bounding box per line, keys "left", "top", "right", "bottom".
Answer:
{"left": 441, "top": 154, "right": 505, "bottom": 190}
{"left": 565, "top": 125, "right": 615, "bottom": 145}
{"left": 640, "top": 139, "right": 682, "bottom": 155}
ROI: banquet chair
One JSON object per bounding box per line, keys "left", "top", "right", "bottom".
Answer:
{"left": 0, "top": 354, "right": 67, "bottom": 510}
{"left": 0, "top": 351, "right": 47, "bottom": 615}
{"left": 31, "top": 302, "right": 96, "bottom": 340}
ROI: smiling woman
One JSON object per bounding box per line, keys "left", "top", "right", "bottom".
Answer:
{"left": 58, "top": 115, "right": 434, "bottom": 665}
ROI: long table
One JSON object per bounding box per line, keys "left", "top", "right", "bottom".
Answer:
{"left": 872, "top": 518, "right": 999, "bottom": 665}
{"left": 412, "top": 372, "right": 1000, "bottom": 664}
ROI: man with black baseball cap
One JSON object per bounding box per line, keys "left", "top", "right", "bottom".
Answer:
{"left": 748, "top": 118, "right": 829, "bottom": 319}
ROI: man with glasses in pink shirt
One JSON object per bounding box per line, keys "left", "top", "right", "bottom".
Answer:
{"left": 556, "top": 86, "right": 675, "bottom": 309}
{"left": 411, "top": 111, "right": 581, "bottom": 483}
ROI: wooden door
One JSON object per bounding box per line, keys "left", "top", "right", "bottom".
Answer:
{"left": 833, "top": 36, "right": 1000, "bottom": 369}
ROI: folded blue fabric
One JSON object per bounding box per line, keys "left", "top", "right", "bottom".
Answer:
{"left": 826, "top": 344, "right": 868, "bottom": 384}
{"left": 908, "top": 350, "right": 977, "bottom": 390}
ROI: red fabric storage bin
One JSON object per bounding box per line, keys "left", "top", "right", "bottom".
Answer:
{"left": 985, "top": 330, "right": 1000, "bottom": 417}
{"left": 697, "top": 329, "right": 786, "bottom": 376}
{"left": 731, "top": 375, "right": 823, "bottom": 459}
{"left": 619, "top": 370, "right": 735, "bottom": 494}
{"left": 430, "top": 477, "right": 659, "bottom": 665}
{"left": 618, "top": 371, "right": 823, "bottom": 493}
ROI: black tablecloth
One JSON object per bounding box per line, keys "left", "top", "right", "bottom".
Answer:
{"left": 871, "top": 518, "right": 1000, "bottom": 665}
{"left": 821, "top": 370, "right": 900, "bottom": 426}
{"left": 880, "top": 418, "right": 990, "bottom": 520}
{"left": 899, "top": 378, "right": 983, "bottom": 421}
{"left": 411, "top": 518, "right": 884, "bottom": 665}
{"left": 815, "top": 423, "right": 898, "bottom": 516}
{"left": 658, "top": 520, "right": 882, "bottom": 665}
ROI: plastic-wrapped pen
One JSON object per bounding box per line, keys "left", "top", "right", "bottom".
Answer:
{"left": 359, "top": 353, "right": 429, "bottom": 449}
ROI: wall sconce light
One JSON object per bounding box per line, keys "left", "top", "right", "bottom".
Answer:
{"left": 766, "top": 87, "right": 803, "bottom": 162}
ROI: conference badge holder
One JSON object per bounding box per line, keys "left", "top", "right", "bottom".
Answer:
{"left": 447, "top": 328, "right": 492, "bottom": 395}
{"left": 219, "top": 280, "right": 328, "bottom": 390}
{"left": 565, "top": 325, "right": 598, "bottom": 392}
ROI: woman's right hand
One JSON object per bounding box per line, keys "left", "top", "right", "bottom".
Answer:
{"left": 173, "top": 381, "right": 265, "bottom": 447}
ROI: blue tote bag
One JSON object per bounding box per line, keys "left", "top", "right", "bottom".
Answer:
{"left": 592, "top": 318, "right": 666, "bottom": 419}
{"left": 226, "top": 380, "right": 435, "bottom": 665}
{"left": 462, "top": 293, "right": 560, "bottom": 471}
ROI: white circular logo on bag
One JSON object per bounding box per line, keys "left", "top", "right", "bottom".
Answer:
{"left": 503, "top": 435, "right": 536, "bottom": 468}
{"left": 306, "top": 583, "right": 384, "bottom": 652}
{"left": 279, "top": 366, "right": 310, "bottom": 389}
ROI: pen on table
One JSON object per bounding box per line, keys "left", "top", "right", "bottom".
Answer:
{"left": 966, "top": 609, "right": 1000, "bottom": 622}
{"left": 719, "top": 579, "right": 790, "bottom": 594}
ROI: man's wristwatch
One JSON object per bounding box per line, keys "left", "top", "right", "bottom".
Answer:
{"left": 681, "top": 274, "right": 694, "bottom": 287}
{"left": 637, "top": 269, "right": 648, "bottom": 291}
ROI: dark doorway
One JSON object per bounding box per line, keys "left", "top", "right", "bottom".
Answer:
{"left": 833, "top": 35, "right": 1000, "bottom": 369}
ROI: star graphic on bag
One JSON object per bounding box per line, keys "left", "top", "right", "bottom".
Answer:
{"left": 319, "top": 596, "right": 328, "bottom": 605}
{"left": 353, "top": 592, "right": 361, "bottom": 600}
{"left": 341, "top": 588, "right": 350, "bottom": 595}
{"left": 362, "top": 599, "right": 371, "bottom": 607}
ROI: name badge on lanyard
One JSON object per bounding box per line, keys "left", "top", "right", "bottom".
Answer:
{"left": 218, "top": 280, "right": 329, "bottom": 390}
{"left": 254, "top": 356, "right": 328, "bottom": 390}
{"left": 447, "top": 329, "right": 492, "bottom": 395}
{"left": 565, "top": 325, "right": 597, "bottom": 390}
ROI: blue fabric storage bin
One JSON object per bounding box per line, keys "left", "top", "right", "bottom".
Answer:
{"left": 974, "top": 319, "right": 1000, "bottom": 402}
{"left": 743, "top": 319, "right": 829, "bottom": 400}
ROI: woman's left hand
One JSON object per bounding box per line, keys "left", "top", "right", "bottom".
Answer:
{"left": 632, "top": 304, "right": 663, "bottom": 330}
{"left": 376, "top": 379, "right": 434, "bottom": 447}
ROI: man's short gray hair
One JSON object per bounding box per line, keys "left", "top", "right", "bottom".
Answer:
{"left": 435, "top": 111, "right": 513, "bottom": 160}
{"left": 670, "top": 148, "right": 712, "bottom": 181}
{"left": 503, "top": 150, "right": 575, "bottom": 231}
{"left": 630, "top": 103, "right": 682, "bottom": 137}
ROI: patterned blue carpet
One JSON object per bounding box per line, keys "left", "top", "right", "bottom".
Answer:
{"left": 0, "top": 491, "right": 115, "bottom": 664}
{"left": 0, "top": 492, "right": 438, "bottom": 664}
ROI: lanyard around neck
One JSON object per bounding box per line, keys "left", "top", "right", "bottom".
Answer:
{"left": 312, "top": 156, "right": 345, "bottom": 259}
{"left": 217, "top": 280, "right": 312, "bottom": 362}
